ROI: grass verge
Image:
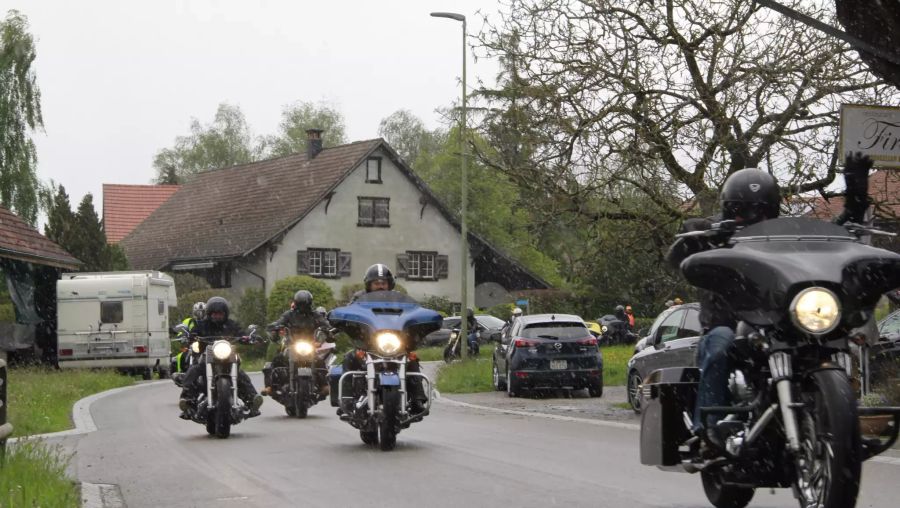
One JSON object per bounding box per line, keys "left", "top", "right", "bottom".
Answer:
{"left": 601, "top": 344, "right": 633, "bottom": 387}
{"left": 8, "top": 367, "right": 136, "bottom": 437}
{"left": 1, "top": 439, "right": 79, "bottom": 507}
{"left": 436, "top": 358, "right": 494, "bottom": 394}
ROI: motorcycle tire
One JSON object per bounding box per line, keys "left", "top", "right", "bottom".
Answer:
{"left": 793, "top": 369, "right": 861, "bottom": 508}
{"left": 294, "top": 379, "right": 310, "bottom": 419}
{"left": 214, "top": 377, "right": 232, "bottom": 439}
{"left": 701, "top": 469, "right": 754, "bottom": 508}
{"left": 378, "top": 387, "right": 400, "bottom": 451}
{"left": 205, "top": 416, "right": 216, "bottom": 436}
{"left": 360, "top": 429, "right": 378, "bottom": 445}
{"left": 443, "top": 345, "right": 455, "bottom": 364}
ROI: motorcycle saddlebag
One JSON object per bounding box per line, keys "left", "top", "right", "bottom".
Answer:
{"left": 639, "top": 367, "right": 699, "bottom": 466}
{"left": 328, "top": 365, "right": 343, "bottom": 407}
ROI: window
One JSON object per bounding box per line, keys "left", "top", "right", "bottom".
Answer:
{"left": 407, "top": 251, "right": 436, "bottom": 280}
{"left": 101, "top": 301, "right": 123, "bottom": 324}
{"left": 679, "top": 309, "right": 702, "bottom": 338}
{"left": 521, "top": 322, "right": 591, "bottom": 340}
{"left": 881, "top": 311, "right": 900, "bottom": 336}
{"left": 366, "top": 157, "right": 382, "bottom": 183}
{"left": 158, "top": 300, "right": 165, "bottom": 315}
{"left": 358, "top": 197, "right": 390, "bottom": 226}
{"left": 656, "top": 310, "right": 684, "bottom": 344}
{"left": 297, "top": 249, "right": 351, "bottom": 278}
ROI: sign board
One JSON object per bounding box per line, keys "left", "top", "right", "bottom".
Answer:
{"left": 840, "top": 104, "right": 900, "bottom": 168}
{"left": 515, "top": 299, "right": 528, "bottom": 306}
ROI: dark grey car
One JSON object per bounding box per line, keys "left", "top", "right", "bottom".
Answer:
{"left": 625, "top": 303, "right": 703, "bottom": 412}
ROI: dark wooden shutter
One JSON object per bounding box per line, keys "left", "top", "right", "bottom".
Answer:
{"left": 396, "top": 253, "right": 409, "bottom": 278}
{"left": 339, "top": 251, "right": 352, "bottom": 277}
{"left": 297, "top": 250, "right": 309, "bottom": 274}
{"left": 436, "top": 254, "right": 449, "bottom": 279}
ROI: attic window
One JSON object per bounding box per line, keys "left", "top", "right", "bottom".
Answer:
{"left": 358, "top": 197, "right": 390, "bottom": 227}
{"left": 366, "top": 157, "right": 382, "bottom": 183}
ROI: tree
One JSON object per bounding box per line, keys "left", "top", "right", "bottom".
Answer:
{"left": 377, "top": 109, "right": 446, "bottom": 165}
{"left": 263, "top": 101, "right": 347, "bottom": 157}
{"left": 42, "top": 183, "right": 75, "bottom": 248}
{"left": 43, "top": 190, "right": 128, "bottom": 271}
{"left": 0, "top": 10, "right": 42, "bottom": 224}
{"left": 153, "top": 103, "right": 261, "bottom": 183}
{"left": 475, "top": 0, "right": 898, "bottom": 222}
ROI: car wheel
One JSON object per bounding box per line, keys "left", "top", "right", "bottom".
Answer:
{"left": 492, "top": 362, "right": 507, "bottom": 391}
{"left": 627, "top": 371, "right": 643, "bottom": 413}
{"left": 588, "top": 381, "right": 603, "bottom": 398}
{"left": 507, "top": 366, "right": 520, "bottom": 398}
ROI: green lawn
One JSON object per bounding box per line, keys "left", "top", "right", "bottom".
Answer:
{"left": 1, "top": 439, "right": 80, "bottom": 508}
{"left": 601, "top": 344, "right": 633, "bottom": 386}
{"left": 7, "top": 366, "right": 136, "bottom": 437}
{"left": 417, "top": 343, "right": 495, "bottom": 362}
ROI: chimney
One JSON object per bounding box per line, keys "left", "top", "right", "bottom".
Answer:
{"left": 306, "top": 129, "right": 324, "bottom": 159}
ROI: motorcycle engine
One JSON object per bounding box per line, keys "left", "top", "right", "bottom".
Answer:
{"left": 729, "top": 370, "right": 754, "bottom": 404}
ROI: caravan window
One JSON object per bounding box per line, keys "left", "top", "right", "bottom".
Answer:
{"left": 158, "top": 300, "right": 165, "bottom": 315}
{"left": 101, "top": 302, "right": 124, "bottom": 323}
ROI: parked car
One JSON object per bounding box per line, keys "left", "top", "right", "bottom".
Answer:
{"left": 423, "top": 314, "right": 505, "bottom": 346}
{"left": 866, "top": 309, "right": 900, "bottom": 381}
{"left": 625, "top": 303, "right": 702, "bottom": 413}
{"left": 491, "top": 314, "right": 603, "bottom": 397}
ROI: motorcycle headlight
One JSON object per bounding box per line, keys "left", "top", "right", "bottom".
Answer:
{"left": 293, "top": 341, "right": 315, "bottom": 356}
{"left": 601, "top": 325, "right": 608, "bottom": 333}
{"left": 191, "top": 341, "right": 201, "bottom": 354}
{"left": 375, "top": 332, "right": 403, "bottom": 356}
{"left": 790, "top": 287, "right": 841, "bottom": 334}
{"left": 212, "top": 340, "right": 233, "bottom": 360}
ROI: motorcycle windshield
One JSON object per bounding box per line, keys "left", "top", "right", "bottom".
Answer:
{"left": 328, "top": 290, "right": 442, "bottom": 342}
{"left": 682, "top": 217, "right": 900, "bottom": 326}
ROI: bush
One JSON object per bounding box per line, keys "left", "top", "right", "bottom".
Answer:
{"left": 235, "top": 288, "right": 267, "bottom": 328}
{"left": 420, "top": 295, "right": 454, "bottom": 316}
{"left": 267, "top": 276, "right": 336, "bottom": 322}
{"left": 0, "top": 302, "right": 14, "bottom": 322}
{"left": 171, "top": 272, "right": 211, "bottom": 296}
{"left": 336, "top": 282, "right": 407, "bottom": 306}
{"left": 486, "top": 303, "right": 515, "bottom": 321}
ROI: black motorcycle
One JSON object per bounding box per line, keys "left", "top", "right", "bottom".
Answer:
{"left": 443, "top": 326, "right": 480, "bottom": 363}
{"left": 264, "top": 325, "right": 336, "bottom": 418}
{"left": 596, "top": 314, "right": 636, "bottom": 346}
{"left": 640, "top": 217, "right": 900, "bottom": 508}
{"left": 180, "top": 326, "right": 262, "bottom": 439}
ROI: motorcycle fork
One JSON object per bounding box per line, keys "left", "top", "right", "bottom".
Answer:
{"left": 769, "top": 351, "right": 800, "bottom": 452}
{"left": 399, "top": 358, "right": 408, "bottom": 415}
{"left": 231, "top": 361, "right": 238, "bottom": 409}
{"left": 205, "top": 360, "right": 214, "bottom": 409}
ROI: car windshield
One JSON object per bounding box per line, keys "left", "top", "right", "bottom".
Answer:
{"left": 477, "top": 315, "right": 505, "bottom": 328}
{"left": 520, "top": 322, "right": 589, "bottom": 340}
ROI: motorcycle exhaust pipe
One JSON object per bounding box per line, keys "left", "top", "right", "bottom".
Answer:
{"left": 769, "top": 352, "right": 800, "bottom": 452}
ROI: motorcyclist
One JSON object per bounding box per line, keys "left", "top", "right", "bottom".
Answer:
{"left": 613, "top": 305, "right": 630, "bottom": 330}
{"left": 464, "top": 308, "right": 480, "bottom": 351}
{"left": 262, "top": 290, "right": 331, "bottom": 397}
{"left": 315, "top": 306, "right": 327, "bottom": 319}
{"left": 340, "top": 263, "right": 428, "bottom": 413}
{"left": 173, "top": 302, "right": 205, "bottom": 374}
{"left": 178, "top": 296, "right": 263, "bottom": 418}
{"left": 666, "top": 155, "right": 872, "bottom": 447}
{"left": 624, "top": 305, "right": 636, "bottom": 329}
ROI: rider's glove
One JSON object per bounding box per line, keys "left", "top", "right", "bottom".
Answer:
{"left": 838, "top": 151, "right": 873, "bottom": 224}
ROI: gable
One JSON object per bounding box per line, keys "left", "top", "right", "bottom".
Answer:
{"left": 103, "top": 184, "right": 180, "bottom": 243}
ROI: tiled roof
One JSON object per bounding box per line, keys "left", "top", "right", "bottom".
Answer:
{"left": 805, "top": 170, "right": 900, "bottom": 221}
{"left": 120, "top": 140, "right": 382, "bottom": 270}
{"left": 0, "top": 207, "right": 80, "bottom": 269}
{"left": 103, "top": 184, "right": 180, "bottom": 243}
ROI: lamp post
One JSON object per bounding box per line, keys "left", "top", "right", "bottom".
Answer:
{"left": 431, "top": 11, "right": 469, "bottom": 359}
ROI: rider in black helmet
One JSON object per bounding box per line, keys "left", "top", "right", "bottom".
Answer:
{"left": 262, "top": 290, "right": 332, "bottom": 397}
{"left": 178, "top": 296, "right": 263, "bottom": 418}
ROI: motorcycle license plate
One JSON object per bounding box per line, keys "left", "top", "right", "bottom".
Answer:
{"left": 297, "top": 367, "right": 312, "bottom": 376}
{"left": 550, "top": 360, "right": 567, "bottom": 370}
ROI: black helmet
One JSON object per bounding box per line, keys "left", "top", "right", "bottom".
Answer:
{"left": 205, "top": 296, "right": 230, "bottom": 323}
{"left": 719, "top": 168, "right": 781, "bottom": 224}
{"left": 292, "top": 290, "right": 313, "bottom": 313}
{"left": 364, "top": 263, "right": 395, "bottom": 291}
{"left": 614, "top": 305, "right": 625, "bottom": 313}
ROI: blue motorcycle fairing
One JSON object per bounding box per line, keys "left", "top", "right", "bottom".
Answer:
{"left": 379, "top": 372, "right": 401, "bottom": 386}
{"left": 328, "top": 290, "right": 442, "bottom": 341}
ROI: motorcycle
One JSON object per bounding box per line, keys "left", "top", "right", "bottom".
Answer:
{"left": 179, "top": 325, "right": 263, "bottom": 439}
{"left": 170, "top": 329, "right": 203, "bottom": 387}
{"left": 639, "top": 217, "right": 900, "bottom": 508}
{"left": 443, "top": 326, "right": 480, "bottom": 363}
{"left": 596, "top": 314, "right": 636, "bottom": 346}
{"left": 328, "top": 290, "right": 441, "bottom": 451}
{"left": 264, "top": 324, "right": 336, "bottom": 418}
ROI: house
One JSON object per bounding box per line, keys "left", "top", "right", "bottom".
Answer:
{"left": 102, "top": 184, "right": 180, "bottom": 243}
{"left": 119, "top": 130, "right": 549, "bottom": 306}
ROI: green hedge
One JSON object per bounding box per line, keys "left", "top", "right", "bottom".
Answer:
{"left": 267, "top": 276, "right": 336, "bottom": 322}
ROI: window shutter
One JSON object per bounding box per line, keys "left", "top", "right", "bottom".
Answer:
{"left": 297, "top": 250, "right": 309, "bottom": 274}
{"left": 339, "top": 251, "right": 352, "bottom": 277}
{"left": 396, "top": 253, "right": 409, "bottom": 278}
{"left": 436, "top": 254, "right": 449, "bottom": 279}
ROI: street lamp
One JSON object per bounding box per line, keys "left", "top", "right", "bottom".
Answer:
{"left": 431, "top": 11, "right": 469, "bottom": 359}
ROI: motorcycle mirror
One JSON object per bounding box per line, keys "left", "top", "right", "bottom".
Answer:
{"left": 173, "top": 323, "right": 190, "bottom": 335}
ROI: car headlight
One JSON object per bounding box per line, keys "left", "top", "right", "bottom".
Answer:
{"left": 293, "top": 341, "right": 315, "bottom": 356}
{"left": 375, "top": 332, "right": 403, "bottom": 356}
{"left": 791, "top": 287, "right": 841, "bottom": 334}
{"left": 191, "top": 341, "right": 201, "bottom": 354}
{"left": 212, "top": 340, "right": 233, "bottom": 360}
{"left": 601, "top": 325, "right": 608, "bottom": 333}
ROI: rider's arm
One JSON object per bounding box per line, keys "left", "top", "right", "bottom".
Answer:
{"left": 666, "top": 218, "right": 713, "bottom": 270}
{"left": 833, "top": 152, "right": 873, "bottom": 226}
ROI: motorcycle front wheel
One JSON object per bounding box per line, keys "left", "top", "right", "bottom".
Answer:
{"left": 214, "top": 377, "right": 232, "bottom": 439}
{"left": 378, "top": 387, "right": 400, "bottom": 451}
{"left": 793, "top": 369, "right": 861, "bottom": 508}
{"left": 293, "top": 378, "right": 310, "bottom": 419}
{"left": 443, "top": 344, "right": 455, "bottom": 364}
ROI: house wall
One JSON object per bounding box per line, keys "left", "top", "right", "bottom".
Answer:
{"left": 261, "top": 148, "right": 475, "bottom": 305}
{"left": 230, "top": 250, "right": 268, "bottom": 294}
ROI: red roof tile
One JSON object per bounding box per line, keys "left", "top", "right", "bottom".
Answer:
{"left": 806, "top": 170, "right": 900, "bottom": 221}
{"left": 0, "top": 207, "right": 80, "bottom": 268}
{"left": 103, "top": 184, "right": 180, "bottom": 243}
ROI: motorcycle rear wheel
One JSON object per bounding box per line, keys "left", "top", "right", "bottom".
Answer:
{"left": 701, "top": 470, "right": 754, "bottom": 508}
{"left": 793, "top": 369, "right": 861, "bottom": 508}
{"left": 214, "top": 377, "right": 232, "bottom": 439}
{"left": 379, "top": 387, "right": 400, "bottom": 451}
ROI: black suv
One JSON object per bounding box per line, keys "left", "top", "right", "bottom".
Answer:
{"left": 491, "top": 314, "right": 603, "bottom": 397}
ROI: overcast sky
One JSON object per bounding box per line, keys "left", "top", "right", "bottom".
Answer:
{"left": 6, "top": 0, "right": 502, "bottom": 219}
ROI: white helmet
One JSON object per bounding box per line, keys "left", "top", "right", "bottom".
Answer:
{"left": 512, "top": 307, "right": 523, "bottom": 317}
{"left": 192, "top": 302, "right": 206, "bottom": 321}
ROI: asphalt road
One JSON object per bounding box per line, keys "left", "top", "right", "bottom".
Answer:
{"left": 65, "top": 372, "right": 900, "bottom": 508}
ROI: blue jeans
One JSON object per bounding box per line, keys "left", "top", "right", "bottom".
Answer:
{"left": 467, "top": 332, "right": 478, "bottom": 348}
{"left": 693, "top": 326, "right": 735, "bottom": 432}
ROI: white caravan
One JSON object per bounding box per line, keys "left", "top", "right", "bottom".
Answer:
{"left": 56, "top": 271, "right": 177, "bottom": 378}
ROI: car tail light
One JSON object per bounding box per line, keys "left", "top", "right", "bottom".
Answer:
{"left": 577, "top": 337, "right": 597, "bottom": 346}
{"left": 59, "top": 349, "right": 73, "bottom": 357}
{"left": 515, "top": 371, "right": 530, "bottom": 378}
{"left": 514, "top": 338, "right": 539, "bottom": 348}
{"left": 134, "top": 346, "right": 148, "bottom": 353}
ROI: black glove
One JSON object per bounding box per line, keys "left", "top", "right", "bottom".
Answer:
{"left": 836, "top": 152, "right": 873, "bottom": 224}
